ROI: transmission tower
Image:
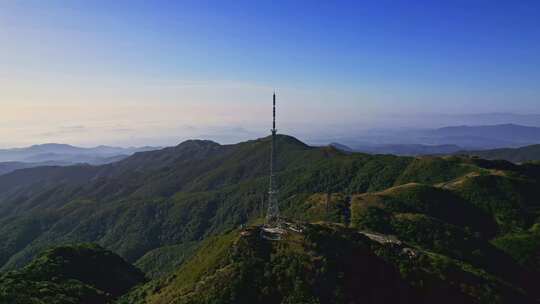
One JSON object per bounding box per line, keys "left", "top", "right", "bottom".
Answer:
{"left": 266, "top": 91, "right": 281, "bottom": 227}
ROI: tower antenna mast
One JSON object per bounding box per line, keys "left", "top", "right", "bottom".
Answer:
{"left": 266, "top": 91, "right": 280, "bottom": 226}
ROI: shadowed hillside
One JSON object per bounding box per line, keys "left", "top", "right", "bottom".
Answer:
{"left": 0, "top": 244, "right": 146, "bottom": 304}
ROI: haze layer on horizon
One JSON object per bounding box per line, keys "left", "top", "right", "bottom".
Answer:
{"left": 1, "top": 1, "right": 540, "bottom": 147}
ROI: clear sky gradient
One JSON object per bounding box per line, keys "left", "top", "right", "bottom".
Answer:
{"left": 1, "top": 1, "right": 539, "bottom": 147}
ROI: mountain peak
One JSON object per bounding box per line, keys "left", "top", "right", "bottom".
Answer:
{"left": 175, "top": 139, "right": 221, "bottom": 149}
{"left": 257, "top": 134, "right": 309, "bottom": 147}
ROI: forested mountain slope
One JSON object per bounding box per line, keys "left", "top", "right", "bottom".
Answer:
{"left": 0, "top": 135, "right": 539, "bottom": 303}
{"left": 0, "top": 135, "right": 413, "bottom": 271}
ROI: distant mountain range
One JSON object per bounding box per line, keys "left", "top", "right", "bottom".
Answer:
{"left": 336, "top": 143, "right": 462, "bottom": 156}
{"left": 458, "top": 144, "right": 540, "bottom": 163}
{"left": 0, "top": 143, "right": 160, "bottom": 162}
{"left": 330, "top": 124, "right": 540, "bottom": 156}
{"left": 426, "top": 124, "right": 540, "bottom": 146}
{"left": 0, "top": 144, "right": 160, "bottom": 175}
{"left": 3, "top": 123, "right": 540, "bottom": 177}
{"left": 0, "top": 161, "right": 71, "bottom": 176}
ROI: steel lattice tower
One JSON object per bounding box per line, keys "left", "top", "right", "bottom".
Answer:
{"left": 266, "top": 91, "right": 280, "bottom": 226}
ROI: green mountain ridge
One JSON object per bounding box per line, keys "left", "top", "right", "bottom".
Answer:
{"left": 0, "top": 135, "right": 539, "bottom": 303}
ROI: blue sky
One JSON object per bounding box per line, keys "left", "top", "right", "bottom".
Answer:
{"left": 1, "top": 1, "right": 539, "bottom": 146}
